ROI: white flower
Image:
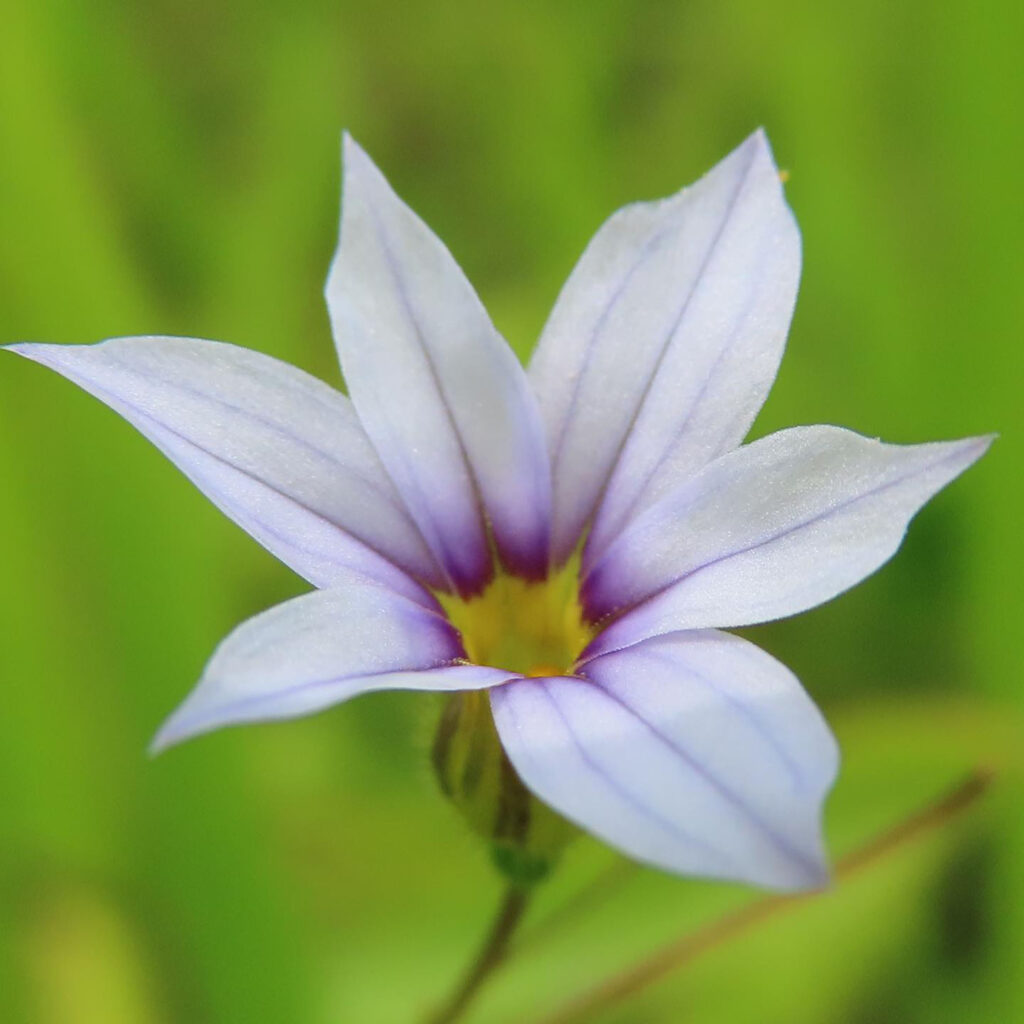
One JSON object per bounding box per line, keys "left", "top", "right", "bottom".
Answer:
{"left": 6, "top": 131, "right": 990, "bottom": 890}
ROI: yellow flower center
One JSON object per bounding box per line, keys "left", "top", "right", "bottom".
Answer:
{"left": 438, "top": 559, "right": 593, "bottom": 677}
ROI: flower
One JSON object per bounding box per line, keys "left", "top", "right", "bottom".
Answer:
{"left": 6, "top": 131, "right": 990, "bottom": 891}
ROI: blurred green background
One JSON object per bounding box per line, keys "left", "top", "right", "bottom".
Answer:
{"left": 1, "top": 1, "right": 1021, "bottom": 1021}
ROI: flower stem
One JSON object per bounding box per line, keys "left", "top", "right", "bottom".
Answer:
{"left": 426, "top": 884, "right": 532, "bottom": 1024}
{"left": 531, "top": 768, "right": 993, "bottom": 1024}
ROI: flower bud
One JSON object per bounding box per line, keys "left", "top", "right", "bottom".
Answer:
{"left": 432, "top": 690, "right": 576, "bottom": 885}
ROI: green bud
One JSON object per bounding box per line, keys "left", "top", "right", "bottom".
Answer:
{"left": 432, "top": 690, "right": 576, "bottom": 884}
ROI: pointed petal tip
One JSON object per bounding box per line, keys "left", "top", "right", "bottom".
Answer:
{"left": 738, "top": 128, "right": 788, "bottom": 193}
{"left": 4, "top": 341, "right": 96, "bottom": 367}
{"left": 149, "top": 708, "right": 248, "bottom": 755}
{"left": 148, "top": 703, "right": 207, "bottom": 756}
{"left": 741, "top": 126, "right": 774, "bottom": 163}
{"left": 771, "top": 867, "right": 831, "bottom": 894}
{"left": 647, "top": 824, "right": 833, "bottom": 891}
{"left": 716, "top": 786, "right": 834, "bottom": 892}
{"left": 6, "top": 341, "right": 132, "bottom": 371}
{"left": 341, "top": 132, "right": 376, "bottom": 180}
{"left": 703, "top": 129, "right": 777, "bottom": 184}
{"left": 769, "top": 842, "right": 832, "bottom": 892}
{"left": 624, "top": 833, "right": 832, "bottom": 892}
{"left": 931, "top": 431, "right": 996, "bottom": 478}
{"left": 749, "top": 125, "right": 770, "bottom": 149}
{"left": 337, "top": 137, "right": 379, "bottom": 211}
{"left": 147, "top": 732, "right": 173, "bottom": 758}
{"left": 737, "top": 811, "right": 832, "bottom": 892}
{"left": 341, "top": 130, "right": 360, "bottom": 159}
{"left": 336, "top": 134, "right": 386, "bottom": 243}
{"left": 4, "top": 341, "right": 49, "bottom": 362}
{"left": 965, "top": 432, "right": 998, "bottom": 457}
{"left": 147, "top": 722, "right": 184, "bottom": 757}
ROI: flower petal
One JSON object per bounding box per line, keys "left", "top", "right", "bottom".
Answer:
{"left": 584, "top": 426, "right": 993, "bottom": 654}
{"left": 491, "top": 630, "right": 837, "bottom": 889}
{"left": 8, "top": 337, "right": 441, "bottom": 599}
{"left": 152, "top": 575, "right": 513, "bottom": 751}
{"left": 529, "top": 130, "right": 799, "bottom": 564}
{"left": 325, "top": 137, "right": 551, "bottom": 592}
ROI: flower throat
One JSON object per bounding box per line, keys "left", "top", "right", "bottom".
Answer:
{"left": 438, "top": 558, "right": 593, "bottom": 677}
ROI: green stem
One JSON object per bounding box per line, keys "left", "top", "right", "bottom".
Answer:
{"left": 426, "top": 884, "right": 532, "bottom": 1024}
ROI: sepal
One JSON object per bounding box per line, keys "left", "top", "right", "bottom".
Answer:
{"left": 432, "top": 690, "right": 575, "bottom": 884}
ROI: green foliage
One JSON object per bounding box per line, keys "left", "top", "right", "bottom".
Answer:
{"left": 1, "top": 1, "right": 1021, "bottom": 1020}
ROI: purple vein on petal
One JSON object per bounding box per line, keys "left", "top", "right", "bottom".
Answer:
{"left": 361, "top": 199, "right": 493, "bottom": 593}
{"left": 545, "top": 221, "right": 678, "bottom": 483}
{"left": 502, "top": 677, "right": 734, "bottom": 867}
{"left": 537, "top": 135, "right": 775, "bottom": 565}
{"left": 99, "top": 350, "right": 408, "bottom": 512}
{"left": 620, "top": 642, "right": 807, "bottom": 792}
{"left": 576, "top": 144, "right": 763, "bottom": 531}
{"left": 563, "top": 673, "right": 823, "bottom": 878}
{"left": 586, "top": 266, "right": 768, "bottom": 561}
{"left": 582, "top": 434, "right": 993, "bottom": 625}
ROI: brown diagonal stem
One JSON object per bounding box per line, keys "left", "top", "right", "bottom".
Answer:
{"left": 531, "top": 768, "right": 993, "bottom": 1024}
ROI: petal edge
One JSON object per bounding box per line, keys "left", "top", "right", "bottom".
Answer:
{"left": 492, "top": 630, "right": 837, "bottom": 890}
{"left": 152, "top": 576, "right": 514, "bottom": 752}
{"left": 584, "top": 426, "right": 993, "bottom": 651}
{"left": 326, "top": 137, "right": 551, "bottom": 592}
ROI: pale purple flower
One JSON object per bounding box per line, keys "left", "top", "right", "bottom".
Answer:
{"left": 7, "top": 131, "right": 990, "bottom": 890}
